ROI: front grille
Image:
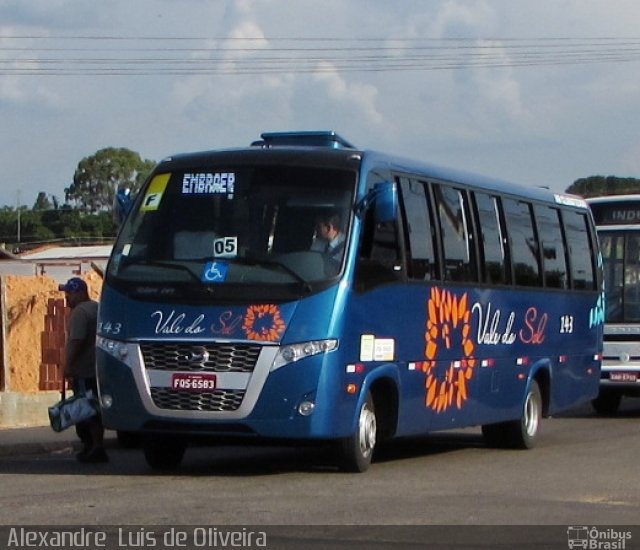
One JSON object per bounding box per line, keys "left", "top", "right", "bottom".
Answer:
{"left": 604, "top": 334, "right": 640, "bottom": 342}
{"left": 140, "top": 342, "right": 261, "bottom": 373}
{"left": 151, "top": 388, "right": 245, "bottom": 412}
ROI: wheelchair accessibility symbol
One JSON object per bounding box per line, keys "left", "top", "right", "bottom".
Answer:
{"left": 202, "top": 261, "right": 228, "bottom": 283}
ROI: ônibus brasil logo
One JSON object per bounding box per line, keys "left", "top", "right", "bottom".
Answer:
{"left": 567, "top": 526, "right": 632, "bottom": 549}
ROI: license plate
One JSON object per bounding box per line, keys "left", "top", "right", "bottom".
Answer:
{"left": 609, "top": 371, "right": 638, "bottom": 383}
{"left": 171, "top": 373, "right": 217, "bottom": 392}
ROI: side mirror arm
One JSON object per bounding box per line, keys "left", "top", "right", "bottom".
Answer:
{"left": 354, "top": 182, "right": 398, "bottom": 223}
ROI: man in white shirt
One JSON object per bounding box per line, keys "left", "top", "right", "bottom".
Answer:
{"left": 314, "top": 212, "right": 346, "bottom": 276}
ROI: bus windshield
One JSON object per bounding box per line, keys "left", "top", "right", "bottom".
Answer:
{"left": 107, "top": 164, "right": 356, "bottom": 300}
{"left": 599, "top": 230, "right": 640, "bottom": 323}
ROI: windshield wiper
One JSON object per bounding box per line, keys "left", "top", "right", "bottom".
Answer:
{"left": 122, "top": 255, "right": 313, "bottom": 293}
{"left": 122, "top": 258, "right": 202, "bottom": 283}
{"left": 233, "top": 255, "right": 313, "bottom": 293}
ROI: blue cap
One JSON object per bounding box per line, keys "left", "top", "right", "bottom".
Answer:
{"left": 58, "top": 277, "right": 87, "bottom": 293}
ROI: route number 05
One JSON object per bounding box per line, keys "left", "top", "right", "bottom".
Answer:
{"left": 213, "top": 237, "right": 237, "bottom": 258}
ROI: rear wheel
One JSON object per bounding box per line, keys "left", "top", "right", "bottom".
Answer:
{"left": 143, "top": 436, "right": 187, "bottom": 470}
{"left": 592, "top": 390, "right": 622, "bottom": 415}
{"left": 116, "top": 431, "right": 141, "bottom": 449}
{"left": 339, "top": 392, "right": 377, "bottom": 472}
{"left": 509, "top": 380, "right": 542, "bottom": 448}
{"left": 482, "top": 380, "right": 542, "bottom": 449}
{"left": 481, "top": 422, "right": 506, "bottom": 448}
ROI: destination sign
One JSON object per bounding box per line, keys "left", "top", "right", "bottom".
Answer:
{"left": 590, "top": 201, "right": 640, "bottom": 225}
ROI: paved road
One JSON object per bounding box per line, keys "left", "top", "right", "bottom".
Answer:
{"left": 0, "top": 401, "right": 638, "bottom": 533}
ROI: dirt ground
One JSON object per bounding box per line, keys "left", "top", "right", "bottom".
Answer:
{"left": 4, "top": 271, "right": 102, "bottom": 392}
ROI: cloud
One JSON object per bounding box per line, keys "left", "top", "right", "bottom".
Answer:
{"left": 0, "top": 29, "right": 62, "bottom": 106}
{"left": 460, "top": 41, "right": 536, "bottom": 133}
{"left": 2, "top": 0, "right": 640, "bottom": 208}
{"left": 310, "top": 63, "right": 382, "bottom": 125}
{"left": 171, "top": 1, "right": 382, "bottom": 141}
{"left": 0, "top": 0, "right": 112, "bottom": 30}
{"left": 622, "top": 142, "right": 640, "bottom": 176}
{"left": 371, "top": 11, "right": 535, "bottom": 147}
{"left": 428, "top": 0, "right": 496, "bottom": 37}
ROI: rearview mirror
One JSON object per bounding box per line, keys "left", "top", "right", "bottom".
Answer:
{"left": 113, "top": 187, "right": 133, "bottom": 225}
{"left": 374, "top": 182, "right": 398, "bottom": 223}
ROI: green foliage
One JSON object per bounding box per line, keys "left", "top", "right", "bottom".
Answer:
{"left": 566, "top": 176, "right": 640, "bottom": 198}
{"left": 0, "top": 209, "right": 23, "bottom": 244}
{"left": 16, "top": 210, "right": 55, "bottom": 242}
{"left": 65, "top": 147, "right": 155, "bottom": 213}
{"left": 33, "top": 192, "right": 54, "bottom": 211}
{"left": 0, "top": 208, "right": 117, "bottom": 247}
{"left": 0, "top": 146, "right": 156, "bottom": 249}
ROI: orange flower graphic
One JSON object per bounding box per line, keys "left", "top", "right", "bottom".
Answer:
{"left": 243, "top": 304, "right": 286, "bottom": 342}
{"left": 420, "top": 288, "right": 476, "bottom": 413}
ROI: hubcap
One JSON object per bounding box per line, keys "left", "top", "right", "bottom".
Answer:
{"left": 359, "top": 402, "right": 377, "bottom": 457}
{"left": 523, "top": 391, "right": 540, "bottom": 436}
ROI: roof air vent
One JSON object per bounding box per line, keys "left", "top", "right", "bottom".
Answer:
{"left": 251, "top": 131, "right": 355, "bottom": 149}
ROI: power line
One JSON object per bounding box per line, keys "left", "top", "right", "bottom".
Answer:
{"left": 1, "top": 36, "right": 639, "bottom": 76}
{"left": 2, "top": 34, "right": 640, "bottom": 42}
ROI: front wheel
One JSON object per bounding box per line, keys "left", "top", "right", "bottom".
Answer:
{"left": 116, "top": 431, "right": 141, "bottom": 449}
{"left": 482, "top": 380, "right": 542, "bottom": 449}
{"left": 143, "top": 436, "right": 187, "bottom": 470}
{"left": 338, "top": 392, "right": 377, "bottom": 472}
{"left": 592, "top": 390, "right": 622, "bottom": 415}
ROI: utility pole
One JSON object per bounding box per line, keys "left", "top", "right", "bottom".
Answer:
{"left": 16, "top": 190, "right": 21, "bottom": 243}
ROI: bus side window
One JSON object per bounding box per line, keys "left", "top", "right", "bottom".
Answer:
{"left": 355, "top": 208, "right": 403, "bottom": 291}
{"left": 563, "top": 210, "right": 596, "bottom": 290}
{"left": 503, "top": 198, "right": 541, "bottom": 287}
{"left": 398, "top": 177, "right": 438, "bottom": 280}
{"left": 598, "top": 233, "right": 624, "bottom": 321}
{"left": 534, "top": 205, "right": 568, "bottom": 289}
{"left": 624, "top": 234, "right": 640, "bottom": 320}
{"left": 433, "top": 183, "right": 477, "bottom": 282}
{"left": 474, "top": 192, "right": 508, "bottom": 285}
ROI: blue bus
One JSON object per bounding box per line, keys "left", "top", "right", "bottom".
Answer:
{"left": 97, "top": 131, "right": 603, "bottom": 472}
{"left": 587, "top": 195, "right": 640, "bottom": 413}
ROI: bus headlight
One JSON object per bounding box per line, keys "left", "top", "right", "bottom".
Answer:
{"left": 101, "top": 394, "right": 113, "bottom": 409}
{"left": 298, "top": 400, "right": 315, "bottom": 416}
{"left": 97, "top": 336, "right": 129, "bottom": 360}
{"left": 272, "top": 339, "right": 338, "bottom": 371}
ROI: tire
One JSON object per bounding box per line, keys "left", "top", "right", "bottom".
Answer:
{"left": 143, "top": 436, "right": 187, "bottom": 470}
{"left": 116, "top": 431, "right": 141, "bottom": 449}
{"left": 481, "top": 422, "right": 507, "bottom": 448}
{"left": 507, "top": 380, "right": 542, "bottom": 449}
{"left": 592, "top": 390, "right": 622, "bottom": 415}
{"left": 482, "top": 380, "right": 542, "bottom": 449}
{"left": 339, "top": 392, "right": 377, "bottom": 473}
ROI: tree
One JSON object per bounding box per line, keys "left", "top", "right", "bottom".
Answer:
{"left": 565, "top": 176, "right": 640, "bottom": 198}
{"left": 16, "top": 209, "right": 55, "bottom": 243}
{"left": 33, "top": 192, "right": 53, "bottom": 211}
{"left": 65, "top": 147, "right": 155, "bottom": 213}
{"left": 0, "top": 209, "right": 19, "bottom": 244}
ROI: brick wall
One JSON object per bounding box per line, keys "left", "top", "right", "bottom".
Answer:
{"left": 40, "top": 298, "right": 68, "bottom": 391}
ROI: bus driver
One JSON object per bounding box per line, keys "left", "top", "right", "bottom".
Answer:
{"left": 313, "top": 212, "right": 346, "bottom": 276}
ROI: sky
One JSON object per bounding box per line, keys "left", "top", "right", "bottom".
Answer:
{"left": 1, "top": 0, "right": 639, "bottom": 209}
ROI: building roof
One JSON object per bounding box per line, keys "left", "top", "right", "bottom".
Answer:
{"left": 0, "top": 247, "right": 20, "bottom": 260}
{"left": 0, "top": 245, "right": 111, "bottom": 283}
{"left": 19, "top": 245, "right": 112, "bottom": 261}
